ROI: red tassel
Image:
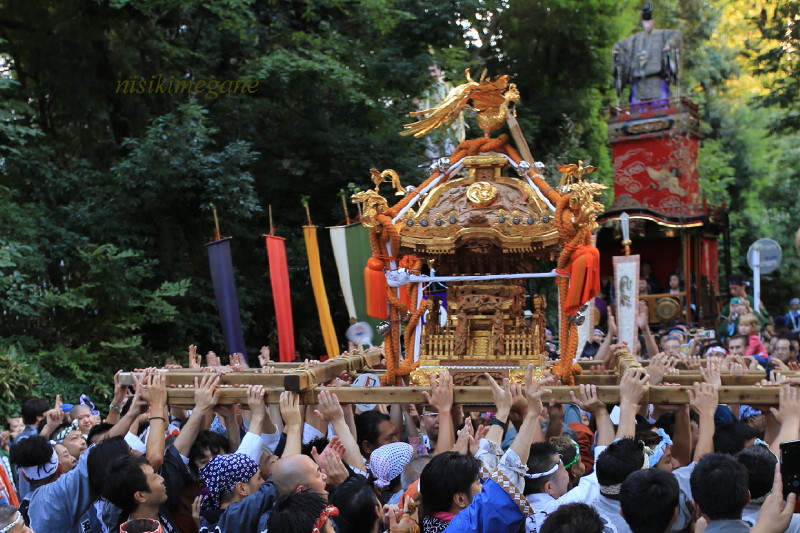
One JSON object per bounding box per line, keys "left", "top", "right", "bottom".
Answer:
{"left": 365, "top": 256, "right": 388, "bottom": 319}
{"left": 563, "top": 245, "right": 601, "bottom": 315}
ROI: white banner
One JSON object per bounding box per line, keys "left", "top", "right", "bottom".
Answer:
{"left": 576, "top": 299, "right": 594, "bottom": 359}
{"left": 613, "top": 255, "right": 640, "bottom": 349}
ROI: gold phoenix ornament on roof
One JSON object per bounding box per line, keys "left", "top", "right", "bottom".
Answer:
{"left": 556, "top": 160, "right": 597, "bottom": 188}
{"left": 369, "top": 168, "right": 407, "bottom": 196}
{"left": 402, "top": 69, "right": 520, "bottom": 138}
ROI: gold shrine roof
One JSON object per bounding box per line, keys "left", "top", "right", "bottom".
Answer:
{"left": 397, "top": 155, "right": 559, "bottom": 256}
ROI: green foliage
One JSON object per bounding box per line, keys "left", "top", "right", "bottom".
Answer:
{"left": 2, "top": 0, "right": 800, "bottom": 412}
{"left": 482, "top": 0, "right": 636, "bottom": 187}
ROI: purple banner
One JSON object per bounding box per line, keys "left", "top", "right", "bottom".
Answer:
{"left": 205, "top": 237, "right": 248, "bottom": 364}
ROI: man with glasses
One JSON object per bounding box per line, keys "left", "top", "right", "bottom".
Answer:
{"left": 418, "top": 407, "right": 440, "bottom": 453}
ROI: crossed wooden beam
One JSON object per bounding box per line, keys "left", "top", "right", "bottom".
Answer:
{"left": 119, "top": 352, "right": 791, "bottom": 407}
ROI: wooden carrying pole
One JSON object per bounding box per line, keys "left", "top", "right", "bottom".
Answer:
{"left": 163, "top": 384, "right": 786, "bottom": 406}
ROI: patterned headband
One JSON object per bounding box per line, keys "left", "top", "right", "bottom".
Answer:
{"left": 312, "top": 505, "right": 339, "bottom": 533}
{"left": 0, "top": 512, "right": 21, "bottom": 533}
{"left": 19, "top": 447, "right": 59, "bottom": 481}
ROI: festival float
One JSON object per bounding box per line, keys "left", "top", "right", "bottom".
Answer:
{"left": 118, "top": 65, "right": 786, "bottom": 406}
{"left": 596, "top": 2, "right": 727, "bottom": 330}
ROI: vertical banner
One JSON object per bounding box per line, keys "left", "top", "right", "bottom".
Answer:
{"left": 205, "top": 238, "right": 247, "bottom": 363}
{"left": 329, "top": 225, "right": 358, "bottom": 321}
{"left": 576, "top": 300, "right": 593, "bottom": 359}
{"left": 328, "top": 223, "right": 383, "bottom": 344}
{"left": 265, "top": 235, "right": 296, "bottom": 362}
{"left": 303, "top": 225, "right": 340, "bottom": 358}
{"left": 613, "top": 255, "right": 640, "bottom": 349}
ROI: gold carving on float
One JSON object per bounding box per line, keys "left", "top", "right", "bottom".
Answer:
{"left": 466, "top": 181, "right": 498, "bottom": 206}
{"left": 401, "top": 70, "right": 520, "bottom": 138}
{"left": 350, "top": 189, "right": 388, "bottom": 228}
{"left": 369, "top": 168, "right": 407, "bottom": 196}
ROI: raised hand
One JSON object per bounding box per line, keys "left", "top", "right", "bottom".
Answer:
{"left": 452, "top": 423, "right": 473, "bottom": 455}
{"left": 646, "top": 353, "right": 677, "bottom": 386}
{"left": 230, "top": 352, "right": 242, "bottom": 367}
{"left": 770, "top": 386, "right": 800, "bottom": 425}
{"left": 191, "top": 495, "right": 203, "bottom": 529}
{"left": 680, "top": 354, "right": 702, "bottom": 371}
{"left": 193, "top": 374, "right": 220, "bottom": 412}
{"left": 619, "top": 367, "right": 650, "bottom": 406}
{"left": 144, "top": 371, "right": 168, "bottom": 409}
{"left": 388, "top": 497, "right": 418, "bottom": 533}
{"left": 313, "top": 390, "right": 344, "bottom": 423}
{"left": 569, "top": 384, "right": 606, "bottom": 415}
{"left": 279, "top": 391, "right": 303, "bottom": 427}
{"left": 472, "top": 424, "right": 489, "bottom": 454}
{"left": 206, "top": 351, "right": 221, "bottom": 367}
{"left": 751, "top": 464, "right": 797, "bottom": 533}
{"left": 525, "top": 364, "right": 554, "bottom": 416}
{"left": 111, "top": 371, "right": 128, "bottom": 407}
{"left": 422, "top": 370, "right": 454, "bottom": 413}
{"left": 686, "top": 381, "right": 718, "bottom": 419}
{"left": 636, "top": 301, "right": 649, "bottom": 331}
{"left": 247, "top": 384, "right": 266, "bottom": 413}
{"left": 258, "top": 346, "right": 272, "bottom": 367}
{"left": 607, "top": 310, "right": 618, "bottom": 337}
{"left": 700, "top": 359, "right": 722, "bottom": 387}
{"left": 326, "top": 435, "right": 346, "bottom": 458}
{"left": 188, "top": 344, "right": 201, "bottom": 369}
{"left": 311, "top": 445, "right": 348, "bottom": 488}
{"left": 484, "top": 373, "right": 512, "bottom": 420}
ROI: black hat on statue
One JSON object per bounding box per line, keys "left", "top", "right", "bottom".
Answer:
{"left": 641, "top": 2, "right": 653, "bottom": 20}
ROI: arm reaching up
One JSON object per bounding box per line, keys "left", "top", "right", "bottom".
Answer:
{"left": 422, "top": 370, "right": 455, "bottom": 454}
{"left": 510, "top": 364, "right": 553, "bottom": 465}
{"left": 570, "top": 384, "right": 613, "bottom": 446}
{"left": 313, "top": 390, "right": 366, "bottom": 471}
{"left": 769, "top": 386, "right": 800, "bottom": 457}
{"left": 280, "top": 391, "right": 303, "bottom": 457}
{"left": 141, "top": 371, "right": 169, "bottom": 470}
{"left": 616, "top": 368, "right": 650, "bottom": 439}
{"left": 686, "top": 381, "right": 718, "bottom": 462}
{"left": 174, "top": 374, "right": 220, "bottom": 458}
{"left": 751, "top": 464, "right": 797, "bottom": 533}
{"left": 484, "top": 373, "right": 512, "bottom": 445}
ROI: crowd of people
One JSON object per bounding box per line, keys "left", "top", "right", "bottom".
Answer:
{"left": 0, "top": 273, "right": 799, "bottom": 533}
{"left": 0, "top": 347, "right": 799, "bottom": 533}
{"left": 581, "top": 273, "right": 800, "bottom": 372}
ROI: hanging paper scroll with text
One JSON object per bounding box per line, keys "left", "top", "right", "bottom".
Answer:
{"left": 613, "top": 254, "right": 640, "bottom": 349}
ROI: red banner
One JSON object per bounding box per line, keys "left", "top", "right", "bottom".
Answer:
{"left": 611, "top": 134, "right": 700, "bottom": 216}
{"left": 265, "top": 236, "right": 296, "bottom": 362}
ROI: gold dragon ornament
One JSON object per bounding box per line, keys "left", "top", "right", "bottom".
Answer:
{"left": 552, "top": 161, "right": 607, "bottom": 384}
{"left": 402, "top": 69, "right": 520, "bottom": 138}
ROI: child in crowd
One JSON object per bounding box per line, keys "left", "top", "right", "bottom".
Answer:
{"left": 739, "top": 313, "right": 769, "bottom": 367}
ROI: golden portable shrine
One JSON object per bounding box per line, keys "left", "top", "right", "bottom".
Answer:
{"left": 352, "top": 71, "right": 605, "bottom": 388}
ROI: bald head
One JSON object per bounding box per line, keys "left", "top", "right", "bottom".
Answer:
{"left": 271, "top": 455, "right": 328, "bottom": 497}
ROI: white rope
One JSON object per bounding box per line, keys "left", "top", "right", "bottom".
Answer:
{"left": 385, "top": 269, "right": 566, "bottom": 287}
{"left": 484, "top": 152, "right": 556, "bottom": 213}
{"left": 391, "top": 158, "right": 465, "bottom": 224}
